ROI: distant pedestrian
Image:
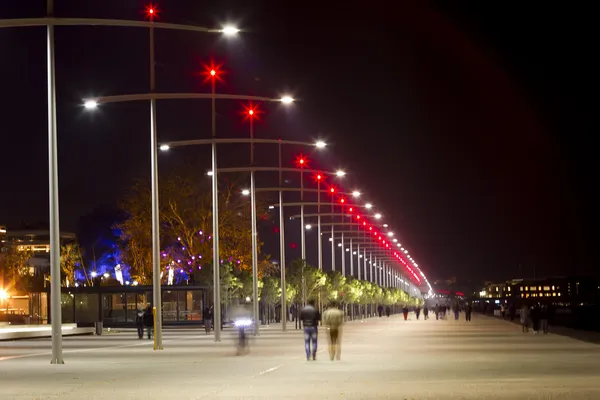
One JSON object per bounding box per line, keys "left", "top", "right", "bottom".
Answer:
{"left": 135, "top": 308, "right": 144, "bottom": 339}
{"left": 423, "top": 306, "right": 429, "bottom": 320}
{"left": 385, "top": 306, "right": 391, "bottom": 317}
{"left": 323, "top": 302, "right": 344, "bottom": 361}
{"left": 531, "top": 305, "right": 541, "bottom": 335}
{"left": 300, "top": 299, "right": 321, "bottom": 361}
{"left": 540, "top": 305, "right": 549, "bottom": 334}
{"left": 465, "top": 303, "right": 472, "bottom": 322}
{"left": 509, "top": 304, "right": 516, "bottom": 321}
{"left": 415, "top": 306, "right": 421, "bottom": 320}
{"left": 203, "top": 306, "right": 213, "bottom": 334}
{"left": 402, "top": 306, "right": 409, "bottom": 320}
{"left": 377, "top": 305, "right": 383, "bottom": 318}
{"left": 520, "top": 304, "right": 530, "bottom": 333}
{"left": 453, "top": 304, "right": 459, "bottom": 320}
{"left": 143, "top": 305, "right": 154, "bottom": 340}
{"left": 500, "top": 304, "right": 506, "bottom": 319}
{"left": 435, "top": 304, "right": 440, "bottom": 320}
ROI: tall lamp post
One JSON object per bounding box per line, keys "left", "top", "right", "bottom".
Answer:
{"left": 46, "top": 0, "right": 63, "bottom": 364}
{"left": 243, "top": 102, "right": 261, "bottom": 335}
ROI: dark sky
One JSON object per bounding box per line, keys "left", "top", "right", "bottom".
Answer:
{"left": 0, "top": 1, "right": 594, "bottom": 282}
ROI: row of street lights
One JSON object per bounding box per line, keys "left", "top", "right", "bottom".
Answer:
{"left": 0, "top": 4, "right": 432, "bottom": 364}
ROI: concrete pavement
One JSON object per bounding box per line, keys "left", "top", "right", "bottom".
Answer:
{"left": 1, "top": 313, "right": 599, "bottom": 399}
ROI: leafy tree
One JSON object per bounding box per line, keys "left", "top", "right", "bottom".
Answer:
{"left": 0, "top": 246, "right": 34, "bottom": 288}
{"left": 60, "top": 243, "right": 85, "bottom": 287}
{"left": 116, "top": 162, "right": 270, "bottom": 284}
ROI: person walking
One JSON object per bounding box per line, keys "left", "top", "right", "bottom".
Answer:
{"left": 500, "top": 304, "right": 506, "bottom": 319}
{"left": 423, "top": 305, "right": 429, "bottom": 320}
{"left": 385, "top": 305, "right": 391, "bottom": 317}
{"left": 435, "top": 304, "right": 440, "bottom": 320}
{"left": 465, "top": 303, "right": 472, "bottom": 322}
{"left": 203, "top": 306, "right": 213, "bottom": 334}
{"left": 135, "top": 307, "right": 144, "bottom": 339}
{"left": 143, "top": 305, "right": 154, "bottom": 340}
{"left": 377, "top": 304, "right": 383, "bottom": 318}
{"left": 402, "top": 305, "right": 409, "bottom": 321}
{"left": 531, "top": 304, "right": 541, "bottom": 335}
{"left": 453, "top": 304, "right": 460, "bottom": 320}
{"left": 540, "top": 305, "right": 549, "bottom": 334}
{"left": 300, "top": 299, "right": 321, "bottom": 361}
{"left": 415, "top": 306, "right": 421, "bottom": 320}
{"left": 520, "top": 304, "right": 530, "bottom": 333}
{"left": 323, "top": 302, "right": 344, "bottom": 361}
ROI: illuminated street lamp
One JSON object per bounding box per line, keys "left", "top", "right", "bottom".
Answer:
{"left": 365, "top": 203, "right": 373, "bottom": 209}
{"left": 159, "top": 144, "right": 170, "bottom": 151}
{"left": 352, "top": 191, "right": 361, "bottom": 197}
{"left": 336, "top": 170, "right": 346, "bottom": 177}
{"left": 387, "top": 232, "right": 394, "bottom": 237}
{"left": 315, "top": 140, "right": 326, "bottom": 148}
{"left": 280, "top": 95, "right": 294, "bottom": 104}
{"left": 241, "top": 189, "right": 250, "bottom": 196}
{"left": 221, "top": 25, "right": 240, "bottom": 36}
{"left": 305, "top": 224, "right": 312, "bottom": 230}
{"left": 374, "top": 213, "right": 382, "bottom": 219}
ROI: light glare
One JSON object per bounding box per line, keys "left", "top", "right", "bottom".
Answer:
{"left": 222, "top": 26, "right": 240, "bottom": 35}
{"left": 241, "top": 189, "right": 250, "bottom": 196}
{"left": 365, "top": 203, "right": 373, "bottom": 209}
{"left": 159, "top": 144, "right": 170, "bottom": 151}
{"left": 84, "top": 100, "right": 98, "bottom": 109}
{"left": 315, "top": 141, "right": 326, "bottom": 148}
{"left": 280, "top": 96, "right": 294, "bottom": 104}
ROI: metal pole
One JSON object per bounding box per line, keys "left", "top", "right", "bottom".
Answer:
{"left": 350, "top": 238, "right": 354, "bottom": 277}
{"left": 357, "top": 244, "right": 361, "bottom": 280}
{"left": 149, "top": 18, "right": 163, "bottom": 351}
{"left": 211, "top": 75, "right": 222, "bottom": 342}
{"left": 341, "top": 232, "right": 345, "bottom": 276}
{"left": 47, "top": 0, "right": 63, "bottom": 365}
{"left": 363, "top": 248, "right": 367, "bottom": 281}
{"left": 250, "top": 119, "right": 259, "bottom": 335}
{"left": 279, "top": 140, "right": 287, "bottom": 331}
{"left": 369, "top": 253, "right": 373, "bottom": 283}
{"left": 331, "top": 205, "right": 335, "bottom": 272}
{"left": 300, "top": 167, "right": 305, "bottom": 261}
{"left": 317, "top": 180, "right": 322, "bottom": 271}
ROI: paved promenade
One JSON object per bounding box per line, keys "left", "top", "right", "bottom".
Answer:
{"left": 1, "top": 314, "right": 599, "bottom": 399}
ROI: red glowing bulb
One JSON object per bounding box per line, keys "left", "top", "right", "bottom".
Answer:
{"left": 356, "top": 215, "right": 361, "bottom": 219}
{"left": 144, "top": 4, "right": 159, "bottom": 20}
{"left": 242, "top": 102, "right": 262, "bottom": 122}
{"left": 201, "top": 60, "right": 225, "bottom": 85}
{"left": 330, "top": 187, "right": 335, "bottom": 193}
{"left": 340, "top": 198, "right": 345, "bottom": 204}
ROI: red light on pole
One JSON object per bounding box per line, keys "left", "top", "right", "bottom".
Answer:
{"left": 145, "top": 4, "right": 159, "bottom": 20}
{"left": 356, "top": 215, "right": 361, "bottom": 219}
{"left": 202, "top": 60, "right": 225, "bottom": 85}
{"left": 363, "top": 221, "right": 366, "bottom": 226}
{"left": 348, "top": 207, "right": 353, "bottom": 212}
{"left": 295, "top": 154, "right": 308, "bottom": 169}
{"left": 242, "top": 102, "right": 262, "bottom": 122}
{"left": 340, "top": 198, "right": 345, "bottom": 204}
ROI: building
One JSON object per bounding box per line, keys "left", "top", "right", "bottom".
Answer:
{"left": 477, "top": 277, "right": 600, "bottom": 307}
{"left": 0, "top": 226, "right": 76, "bottom": 272}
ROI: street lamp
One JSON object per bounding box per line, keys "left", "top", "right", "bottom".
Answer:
{"left": 280, "top": 95, "right": 294, "bottom": 104}
{"left": 352, "top": 191, "right": 360, "bottom": 197}
{"left": 387, "top": 232, "right": 394, "bottom": 237}
{"left": 159, "top": 144, "right": 170, "bottom": 151}
{"left": 305, "top": 224, "right": 312, "bottom": 230}
{"left": 315, "top": 140, "right": 326, "bottom": 148}
{"left": 84, "top": 100, "right": 98, "bottom": 109}
{"left": 336, "top": 170, "right": 346, "bottom": 177}
{"left": 241, "top": 189, "right": 250, "bottom": 196}
{"left": 365, "top": 203, "right": 373, "bottom": 209}
{"left": 221, "top": 25, "right": 240, "bottom": 36}
{"left": 374, "top": 213, "right": 382, "bottom": 219}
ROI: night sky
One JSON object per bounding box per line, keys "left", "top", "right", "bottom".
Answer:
{"left": 0, "top": 1, "right": 594, "bottom": 282}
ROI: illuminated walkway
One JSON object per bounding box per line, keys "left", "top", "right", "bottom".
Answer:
{"left": 1, "top": 314, "right": 600, "bottom": 399}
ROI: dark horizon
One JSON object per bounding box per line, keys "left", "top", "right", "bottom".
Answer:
{"left": 0, "top": 1, "right": 595, "bottom": 283}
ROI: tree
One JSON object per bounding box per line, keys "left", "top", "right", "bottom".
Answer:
{"left": 60, "top": 243, "right": 85, "bottom": 287}
{"left": 116, "top": 162, "right": 269, "bottom": 285}
{"left": 0, "top": 246, "right": 34, "bottom": 289}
